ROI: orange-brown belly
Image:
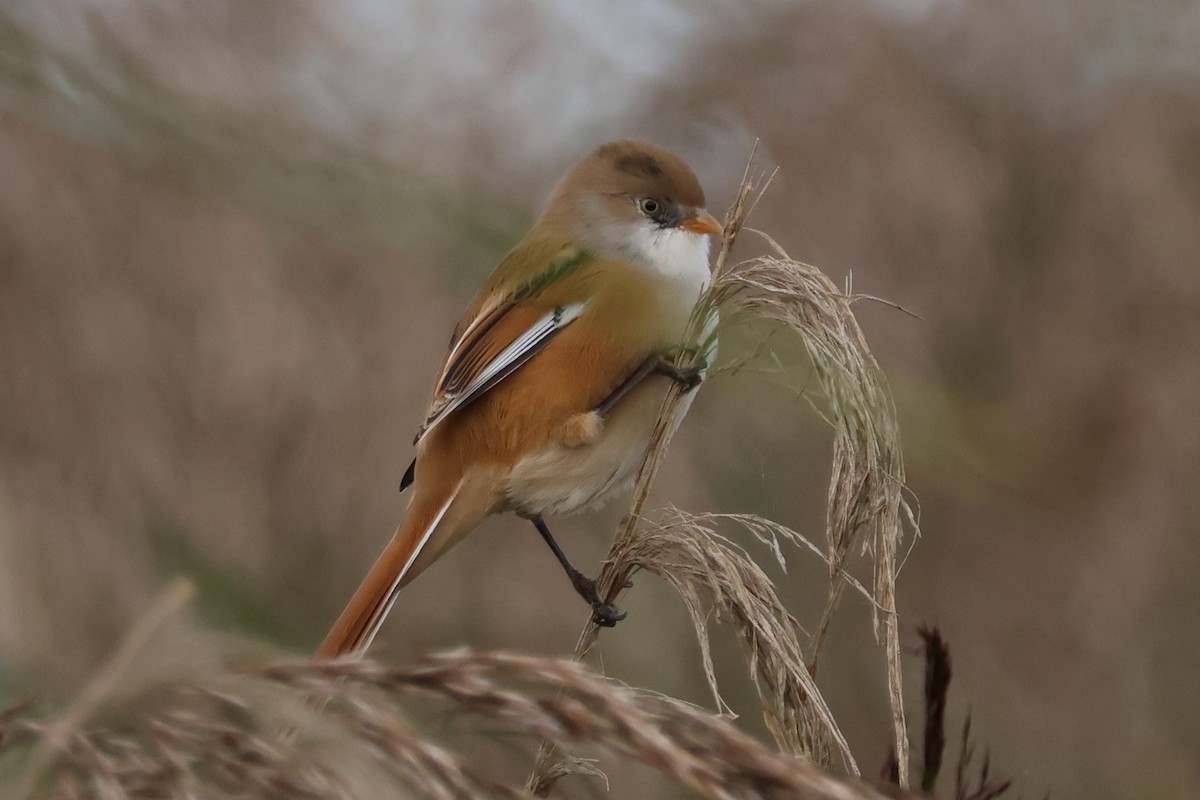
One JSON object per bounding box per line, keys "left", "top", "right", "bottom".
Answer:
{"left": 502, "top": 374, "right": 695, "bottom": 516}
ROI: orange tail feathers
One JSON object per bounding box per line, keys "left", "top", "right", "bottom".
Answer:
{"left": 316, "top": 477, "right": 464, "bottom": 660}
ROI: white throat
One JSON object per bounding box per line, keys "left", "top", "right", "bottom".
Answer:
{"left": 625, "top": 224, "right": 711, "bottom": 279}
{"left": 585, "top": 217, "right": 713, "bottom": 293}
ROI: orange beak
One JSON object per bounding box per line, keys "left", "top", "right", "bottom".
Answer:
{"left": 680, "top": 209, "right": 723, "bottom": 236}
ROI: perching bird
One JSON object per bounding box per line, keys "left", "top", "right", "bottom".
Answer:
{"left": 317, "top": 140, "right": 721, "bottom": 659}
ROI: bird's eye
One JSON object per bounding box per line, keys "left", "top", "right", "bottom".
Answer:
{"left": 638, "top": 197, "right": 661, "bottom": 216}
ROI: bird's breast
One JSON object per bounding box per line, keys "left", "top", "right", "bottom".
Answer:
{"left": 502, "top": 371, "right": 698, "bottom": 516}
{"left": 501, "top": 247, "right": 715, "bottom": 517}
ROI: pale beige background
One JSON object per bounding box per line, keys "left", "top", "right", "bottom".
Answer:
{"left": 1, "top": 2, "right": 1198, "bottom": 797}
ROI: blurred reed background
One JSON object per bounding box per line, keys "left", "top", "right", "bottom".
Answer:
{"left": 1, "top": 1, "right": 1198, "bottom": 797}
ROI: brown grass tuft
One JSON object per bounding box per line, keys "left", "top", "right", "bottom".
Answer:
{"left": 708, "top": 230, "right": 918, "bottom": 783}
{"left": 625, "top": 508, "right": 858, "bottom": 770}
{"left": 2, "top": 647, "right": 908, "bottom": 800}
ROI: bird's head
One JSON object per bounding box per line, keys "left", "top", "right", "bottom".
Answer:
{"left": 542, "top": 140, "right": 722, "bottom": 274}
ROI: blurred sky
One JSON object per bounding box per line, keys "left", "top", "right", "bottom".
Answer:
{"left": 2, "top": 2, "right": 1199, "bottom": 798}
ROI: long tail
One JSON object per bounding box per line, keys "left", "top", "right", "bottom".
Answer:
{"left": 316, "top": 478, "right": 463, "bottom": 659}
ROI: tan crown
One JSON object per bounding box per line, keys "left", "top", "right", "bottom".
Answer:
{"left": 541, "top": 140, "right": 707, "bottom": 226}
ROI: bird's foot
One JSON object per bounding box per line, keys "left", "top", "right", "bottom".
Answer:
{"left": 570, "top": 572, "right": 631, "bottom": 627}
{"left": 591, "top": 602, "right": 627, "bottom": 628}
{"left": 655, "top": 355, "right": 706, "bottom": 392}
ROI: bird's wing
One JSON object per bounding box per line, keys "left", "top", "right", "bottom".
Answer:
{"left": 414, "top": 247, "right": 592, "bottom": 444}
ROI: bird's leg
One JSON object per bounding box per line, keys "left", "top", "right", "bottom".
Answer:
{"left": 594, "top": 352, "right": 706, "bottom": 417}
{"left": 652, "top": 351, "right": 707, "bottom": 391}
{"left": 529, "top": 515, "right": 627, "bottom": 627}
{"left": 593, "top": 358, "right": 658, "bottom": 417}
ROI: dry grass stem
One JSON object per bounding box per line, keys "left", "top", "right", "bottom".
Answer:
{"left": 918, "top": 627, "right": 952, "bottom": 793}
{"left": 12, "top": 579, "right": 196, "bottom": 800}
{"left": 2, "top": 650, "right": 912, "bottom": 800}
